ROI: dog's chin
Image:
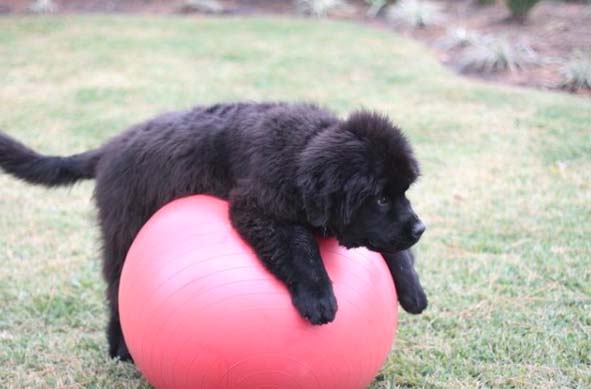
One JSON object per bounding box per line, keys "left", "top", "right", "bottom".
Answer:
{"left": 339, "top": 238, "right": 399, "bottom": 254}
{"left": 336, "top": 236, "right": 365, "bottom": 251}
{"left": 337, "top": 236, "right": 418, "bottom": 253}
{"left": 366, "top": 239, "right": 419, "bottom": 254}
{"left": 366, "top": 241, "right": 390, "bottom": 253}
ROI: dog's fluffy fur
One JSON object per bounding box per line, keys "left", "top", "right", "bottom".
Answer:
{"left": 0, "top": 102, "right": 427, "bottom": 361}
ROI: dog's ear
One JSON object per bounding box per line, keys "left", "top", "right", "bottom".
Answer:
{"left": 297, "top": 126, "right": 376, "bottom": 228}
{"left": 338, "top": 173, "right": 375, "bottom": 226}
{"left": 297, "top": 161, "right": 334, "bottom": 228}
{"left": 299, "top": 170, "right": 375, "bottom": 228}
{"left": 301, "top": 186, "right": 332, "bottom": 228}
{"left": 296, "top": 128, "right": 348, "bottom": 228}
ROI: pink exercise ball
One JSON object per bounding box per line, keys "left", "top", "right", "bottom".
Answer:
{"left": 119, "top": 195, "right": 398, "bottom": 389}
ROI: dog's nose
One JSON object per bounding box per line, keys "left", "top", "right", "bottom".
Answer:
{"left": 411, "top": 221, "right": 426, "bottom": 240}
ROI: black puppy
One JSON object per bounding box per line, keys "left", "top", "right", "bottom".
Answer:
{"left": 0, "top": 102, "right": 427, "bottom": 361}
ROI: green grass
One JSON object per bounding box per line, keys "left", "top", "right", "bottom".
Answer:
{"left": 0, "top": 15, "right": 589, "bottom": 388}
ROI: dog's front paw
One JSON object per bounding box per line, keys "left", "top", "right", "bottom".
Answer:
{"left": 398, "top": 288, "right": 428, "bottom": 314}
{"left": 291, "top": 284, "right": 338, "bottom": 325}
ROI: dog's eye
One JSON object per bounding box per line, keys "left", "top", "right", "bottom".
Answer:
{"left": 376, "top": 194, "right": 390, "bottom": 207}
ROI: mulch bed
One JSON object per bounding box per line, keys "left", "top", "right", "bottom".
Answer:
{"left": 384, "top": 0, "right": 591, "bottom": 96}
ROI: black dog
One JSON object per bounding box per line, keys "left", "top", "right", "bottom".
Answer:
{"left": 0, "top": 102, "right": 427, "bottom": 361}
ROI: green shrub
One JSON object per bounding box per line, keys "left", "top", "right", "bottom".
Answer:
{"left": 504, "top": 0, "right": 541, "bottom": 22}
{"left": 458, "top": 35, "right": 538, "bottom": 73}
{"left": 386, "top": 0, "right": 444, "bottom": 28}
{"left": 560, "top": 50, "right": 591, "bottom": 91}
{"left": 295, "top": 0, "right": 347, "bottom": 17}
{"left": 437, "top": 27, "right": 482, "bottom": 50}
{"left": 29, "top": 0, "right": 57, "bottom": 13}
{"left": 476, "top": 0, "right": 496, "bottom": 5}
{"left": 179, "top": 0, "right": 225, "bottom": 14}
{"left": 365, "top": 0, "right": 390, "bottom": 17}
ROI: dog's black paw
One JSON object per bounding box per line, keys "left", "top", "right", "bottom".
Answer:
{"left": 109, "top": 339, "right": 134, "bottom": 363}
{"left": 291, "top": 284, "right": 338, "bottom": 325}
{"left": 398, "top": 288, "right": 428, "bottom": 314}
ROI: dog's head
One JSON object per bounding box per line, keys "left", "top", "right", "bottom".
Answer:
{"left": 297, "top": 110, "right": 424, "bottom": 253}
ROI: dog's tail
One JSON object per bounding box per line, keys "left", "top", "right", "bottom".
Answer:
{"left": 0, "top": 131, "right": 102, "bottom": 187}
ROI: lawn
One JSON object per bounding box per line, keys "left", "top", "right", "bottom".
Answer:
{"left": 0, "top": 15, "right": 589, "bottom": 388}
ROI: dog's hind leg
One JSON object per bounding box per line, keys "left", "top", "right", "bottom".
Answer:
{"left": 98, "top": 200, "right": 149, "bottom": 362}
{"left": 102, "top": 234, "right": 135, "bottom": 362}
{"left": 106, "top": 278, "right": 132, "bottom": 362}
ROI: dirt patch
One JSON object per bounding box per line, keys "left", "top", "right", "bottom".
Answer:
{"left": 1, "top": 0, "right": 589, "bottom": 96}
